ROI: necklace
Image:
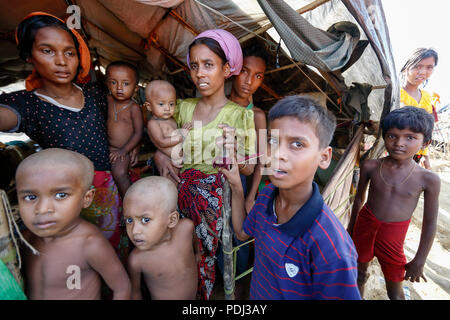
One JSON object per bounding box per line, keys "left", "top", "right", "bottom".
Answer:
{"left": 379, "top": 158, "right": 415, "bottom": 187}
{"left": 113, "top": 101, "right": 132, "bottom": 121}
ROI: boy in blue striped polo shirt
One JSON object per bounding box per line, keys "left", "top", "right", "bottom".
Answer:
{"left": 220, "top": 95, "right": 361, "bottom": 300}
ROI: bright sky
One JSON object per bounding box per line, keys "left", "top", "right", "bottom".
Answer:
{"left": 382, "top": 0, "right": 448, "bottom": 108}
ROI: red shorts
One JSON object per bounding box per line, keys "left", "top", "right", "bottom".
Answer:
{"left": 352, "top": 204, "right": 411, "bottom": 282}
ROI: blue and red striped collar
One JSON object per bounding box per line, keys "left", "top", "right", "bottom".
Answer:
{"left": 266, "top": 182, "right": 324, "bottom": 238}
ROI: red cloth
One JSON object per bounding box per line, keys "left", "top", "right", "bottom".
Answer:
{"left": 177, "top": 168, "right": 223, "bottom": 300}
{"left": 352, "top": 204, "right": 411, "bottom": 282}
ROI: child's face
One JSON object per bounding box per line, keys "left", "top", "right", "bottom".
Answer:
{"left": 267, "top": 117, "right": 331, "bottom": 189}
{"left": 16, "top": 164, "right": 94, "bottom": 238}
{"left": 406, "top": 56, "right": 435, "bottom": 87}
{"left": 145, "top": 87, "right": 176, "bottom": 120}
{"left": 30, "top": 27, "right": 79, "bottom": 85}
{"left": 232, "top": 56, "right": 266, "bottom": 100}
{"left": 384, "top": 127, "right": 426, "bottom": 160}
{"left": 123, "top": 194, "right": 175, "bottom": 250}
{"left": 106, "top": 66, "right": 138, "bottom": 101}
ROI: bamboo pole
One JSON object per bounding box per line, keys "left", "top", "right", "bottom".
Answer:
{"left": 220, "top": 174, "right": 234, "bottom": 300}
{"left": 220, "top": 136, "right": 235, "bottom": 300}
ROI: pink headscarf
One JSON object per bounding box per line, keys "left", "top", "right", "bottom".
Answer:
{"left": 187, "top": 29, "right": 243, "bottom": 78}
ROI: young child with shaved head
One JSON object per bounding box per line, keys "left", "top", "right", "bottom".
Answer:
{"left": 16, "top": 148, "right": 131, "bottom": 300}
{"left": 123, "top": 176, "right": 198, "bottom": 300}
{"left": 145, "top": 80, "right": 192, "bottom": 167}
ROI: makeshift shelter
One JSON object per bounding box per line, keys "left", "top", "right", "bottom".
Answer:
{"left": 0, "top": 0, "right": 398, "bottom": 299}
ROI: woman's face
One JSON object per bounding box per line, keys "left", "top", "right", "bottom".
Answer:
{"left": 405, "top": 56, "right": 436, "bottom": 87}
{"left": 30, "top": 26, "right": 79, "bottom": 85}
{"left": 189, "top": 44, "right": 230, "bottom": 98}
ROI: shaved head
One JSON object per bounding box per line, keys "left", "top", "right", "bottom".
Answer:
{"left": 124, "top": 176, "right": 178, "bottom": 213}
{"left": 16, "top": 148, "right": 94, "bottom": 190}
{"left": 145, "top": 80, "right": 175, "bottom": 100}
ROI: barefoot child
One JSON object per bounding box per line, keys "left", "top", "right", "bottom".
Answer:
{"left": 347, "top": 107, "right": 440, "bottom": 300}
{"left": 145, "top": 80, "right": 191, "bottom": 167}
{"left": 221, "top": 96, "right": 360, "bottom": 300}
{"left": 16, "top": 148, "right": 131, "bottom": 300}
{"left": 123, "top": 176, "right": 197, "bottom": 300}
{"left": 106, "top": 61, "right": 144, "bottom": 198}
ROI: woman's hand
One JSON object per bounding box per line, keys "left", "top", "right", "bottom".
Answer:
{"left": 216, "top": 123, "right": 237, "bottom": 163}
{"left": 153, "top": 150, "right": 181, "bottom": 184}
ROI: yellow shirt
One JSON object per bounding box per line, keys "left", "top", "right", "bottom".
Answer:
{"left": 400, "top": 88, "right": 432, "bottom": 155}
{"left": 174, "top": 98, "right": 256, "bottom": 174}
{"left": 400, "top": 88, "right": 433, "bottom": 113}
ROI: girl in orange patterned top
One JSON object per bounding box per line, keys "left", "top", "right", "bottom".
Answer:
{"left": 399, "top": 48, "right": 438, "bottom": 170}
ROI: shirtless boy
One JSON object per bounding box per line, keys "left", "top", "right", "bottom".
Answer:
{"left": 106, "top": 61, "right": 144, "bottom": 198}
{"left": 145, "top": 80, "right": 191, "bottom": 167}
{"left": 347, "top": 107, "right": 440, "bottom": 300}
{"left": 16, "top": 148, "right": 131, "bottom": 300}
{"left": 123, "top": 176, "right": 198, "bottom": 300}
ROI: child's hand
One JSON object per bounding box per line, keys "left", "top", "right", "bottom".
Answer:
{"left": 110, "top": 149, "right": 126, "bottom": 163}
{"left": 219, "top": 161, "right": 242, "bottom": 190}
{"left": 216, "top": 123, "right": 237, "bottom": 160}
{"left": 405, "top": 259, "right": 427, "bottom": 283}
{"left": 182, "top": 122, "right": 193, "bottom": 131}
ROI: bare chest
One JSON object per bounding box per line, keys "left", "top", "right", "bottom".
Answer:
{"left": 25, "top": 241, "right": 99, "bottom": 299}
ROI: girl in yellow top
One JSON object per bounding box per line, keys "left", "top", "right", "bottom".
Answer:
{"left": 400, "top": 48, "right": 438, "bottom": 170}
{"left": 150, "top": 30, "right": 256, "bottom": 300}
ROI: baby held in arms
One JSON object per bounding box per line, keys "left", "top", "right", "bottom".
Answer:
{"left": 145, "top": 80, "right": 192, "bottom": 167}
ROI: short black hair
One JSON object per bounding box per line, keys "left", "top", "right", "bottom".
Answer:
{"left": 105, "top": 60, "right": 139, "bottom": 84}
{"left": 381, "top": 106, "right": 434, "bottom": 142}
{"left": 268, "top": 95, "right": 336, "bottom": 148}
{"left": 242, "top": 43, "right": 268, "bottom": 65}
{"left": 188, "top": 37, "right": 227, "bottom": 65}
{"left": 16, "top": 14, "right": 80, "bottom": 62}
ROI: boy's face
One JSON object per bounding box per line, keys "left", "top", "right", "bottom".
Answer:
{"left": 267, "top": 117, "right": 332, "bottom": 189}
{"left": 145, "top": 86, "right": 176, "bottom": 120}
{"left": 232, "top": 56, "right": 266, "bottom": 100}
{"left": 123, "top": 194, "right": 176, "bottom": 250}
{"left": 16, "top": 164, "right": 94, "bottom": 238}
{"left": 106, "top": 66, "right": 138, "bottom": 101}
{"left": 384, "top": 127, "right": 427, "bottom": 160}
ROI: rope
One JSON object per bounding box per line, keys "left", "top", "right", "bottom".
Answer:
{"left": 1, "top": 190, "right": 40, "bottom": 270}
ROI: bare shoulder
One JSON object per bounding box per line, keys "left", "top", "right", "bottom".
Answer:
{"left": 419, "top": 166, "right": 441, "bottom": 190}
{"left": 78, "top": 220, "right": 111, "bottom": 249}
{"left": 130, "top": 101, "right": 142, "bottom": 112}
{"left": 361, "top": 158, "right": 379, "bottom": 173}
{"left": 252, "top": 106, "right": 266, "bottom": 121}
{"left": 176, "top": 218, "right": 194, "bottom": 236}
